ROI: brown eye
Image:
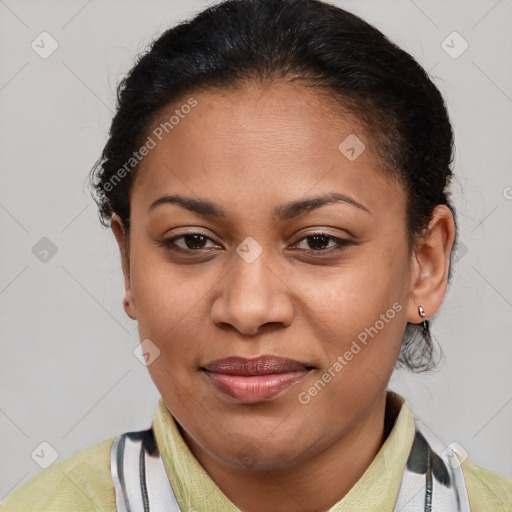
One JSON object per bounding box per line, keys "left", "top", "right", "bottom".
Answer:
{"left": 178, "top": 234, "right": 209, "bottom": 250}
{"left": 160, "top": 233, "right": 220, "bottom": 252}
{"left": 304, "top": 234, "right": 334, "bottom": 250}
{"left": 290, "top": 233, "right": 353, "bottom": 253}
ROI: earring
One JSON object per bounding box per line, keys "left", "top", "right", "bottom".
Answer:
{"left": 418, "top": 305, "right": 429, "bottom": 332}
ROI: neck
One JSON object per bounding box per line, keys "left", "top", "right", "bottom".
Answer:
{"left": 180, "top": 390, "right": 395, "bottom": 512}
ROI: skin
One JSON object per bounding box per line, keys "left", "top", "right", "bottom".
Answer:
{"left": 111, "top": 81, "right": 455, "bottom": 512}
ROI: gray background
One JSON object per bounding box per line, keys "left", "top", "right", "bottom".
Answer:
{"left": 1, "top": 0, "right": 511, "bottom": 503}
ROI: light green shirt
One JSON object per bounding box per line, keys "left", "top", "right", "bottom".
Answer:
{"left": 1, "top": 391, "right": 511, "bottom": 511}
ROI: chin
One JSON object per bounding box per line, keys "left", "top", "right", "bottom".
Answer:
{"left": 212, "top": 433, "right": 312, "bottom": 471}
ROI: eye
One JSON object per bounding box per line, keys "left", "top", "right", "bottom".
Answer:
{"left": 159, "top": 233, "right": 221, "bottom": 252}
{"left": 289, "top": 232, "right": 353, "bottom": 253}
{"left": 158, "top": 231, "right": 354, "bottom": 256}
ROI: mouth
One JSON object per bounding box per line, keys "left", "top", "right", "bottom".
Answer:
{"left": 200, "top": 355, "right": 315, "bottom": 404}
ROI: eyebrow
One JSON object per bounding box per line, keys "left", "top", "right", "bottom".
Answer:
{"left": 148, "top": 192, "right": 371, "bottom": 220}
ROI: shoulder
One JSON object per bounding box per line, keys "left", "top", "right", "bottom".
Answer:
{"left": 459, "top": 453, "right": 512, "bottom": 512}
{"left": 0, "top": 437, "right": 117, "bottom": 512}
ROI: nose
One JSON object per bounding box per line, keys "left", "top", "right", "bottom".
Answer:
{"left": 210, "top": 251, "right": 295, "bottom": 336}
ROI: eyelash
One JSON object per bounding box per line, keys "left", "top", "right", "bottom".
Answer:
{"left": 159, "top": 231, "right": 353, "bottom": 256}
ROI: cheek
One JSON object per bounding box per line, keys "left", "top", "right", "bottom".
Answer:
{"left": 297, "top": 255, "right": 406, "bottom": 374}
{"left": 129, "top": 248, "right": 197, "bottom": 327}
{"left": 129, "top": 253, "right": 214, "bottom": 370}
{"left": 296, "top": 251, "right": 403, "bottom": 324}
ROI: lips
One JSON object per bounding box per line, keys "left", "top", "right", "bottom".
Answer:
{"left": 201, "top": 355, "right": 314, "bottom": 403}
{"left": 203, "top": 355, "right": 311, "bottom": 375}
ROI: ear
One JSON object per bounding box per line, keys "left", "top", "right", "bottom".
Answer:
{"left": 406, "top": 205, "right": 456, "bottom": 325}
{"left": 111, "top": 213, "right": 137, "bottom": 320}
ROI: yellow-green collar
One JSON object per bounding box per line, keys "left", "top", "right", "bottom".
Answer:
{"left": 152, "top": 390, "right": 415, "bottom": 511}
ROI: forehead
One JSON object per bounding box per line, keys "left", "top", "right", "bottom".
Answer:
{"left": 130, "top": 82, "right": 406, "bottom": 221}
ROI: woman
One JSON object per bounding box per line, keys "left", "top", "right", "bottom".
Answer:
{"left": 1, "top": 0, "right": 510, "bottom": 510}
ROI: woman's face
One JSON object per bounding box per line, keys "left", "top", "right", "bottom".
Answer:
{"left": 113, "top": 82, "right": 447, "bottom": 470}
